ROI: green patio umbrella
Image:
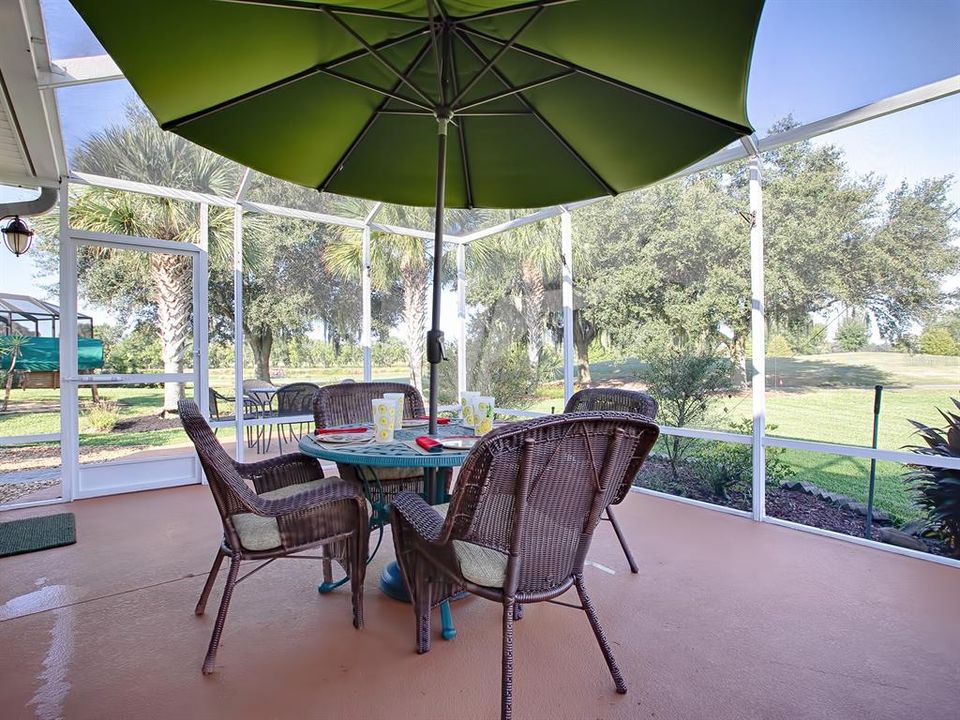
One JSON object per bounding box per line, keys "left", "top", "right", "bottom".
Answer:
{"left": 72, "top": 0, "right": 764, "bottom": 432}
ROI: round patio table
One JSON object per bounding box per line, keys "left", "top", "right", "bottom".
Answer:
{"left": 298, "top": 421, "right": 475, "bottom": 639}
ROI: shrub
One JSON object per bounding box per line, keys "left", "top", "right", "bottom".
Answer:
{"left": 696, "top": 420, "right": 794, "bottom": 500}
{"left": 698, "top": 442, "right": 751, "bottom": 500}
{"left": 766, "top": 334, "right": 794, "bottom": 357}
{"left": 835, "top": 317, "right": 869, "bottom": 352}
{"left": 904, "top": 398, "right": 960, "bottom": 557}
{"left": 918, "top": 327, "right": 958, "bottom": 357}
{"left": 81, "top": 401, "right": 120, "bottom": 433}
{"left": 641, "top": 343, "right": 735, "bottom": 478}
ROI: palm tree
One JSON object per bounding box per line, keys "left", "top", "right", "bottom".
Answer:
{"left": 37, "top": 105, "right": 262, "bottom": 414}
{"left": 0, "top": 335, "right": 28, "bottom": 412}
{"left": 324, "top": 201, "right": 433, "bottom": 391}
{"left": 470, "top": 217, "right": 562, "bottom": 383}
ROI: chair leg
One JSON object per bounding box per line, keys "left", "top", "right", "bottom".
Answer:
{"left": 502, "top": 598, "right": 517, "bottom": 720}
{"left": 513, "top": 603, "right": 523, "bottom": 621}
{"left": 202, "top": 555, "right": 241, "bottom": 675}
{"left": 321, "top": 544, "right": 334, "bottom": 587}
{"left": 414, "top": 572, "right": 433, "bottom": 655}
{"left": 574, "top": 574, "right": 626, "bottom": 694}
{"left": 195, "top": 547, "right": 226, "bottom": 616}
{"left": 606, "top": 505, "right": 639, "bottom": 574}
{"left": 350, "top": 534, "right": 365, "bottom": 629}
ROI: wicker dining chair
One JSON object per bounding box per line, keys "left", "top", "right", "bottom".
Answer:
{"left": 390, "top": 411, "right": 660, "bottom": 720}
{"left": 313, "top": 381, "right": 427, "bottom": 523}
{"left": 563, "top": 388, "right": 659, "bottom": 573}
{"left": 178, "top": 400, "right": 368, "bottom": 675}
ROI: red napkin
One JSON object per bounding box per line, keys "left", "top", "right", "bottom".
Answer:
{"left": 415, "top": 415, "right": 450, "bottom": 425}
{"left": 415, "top": 436, "right": 444, "bottom": 453}
{"left": 315, "top": 426, "right": 367, "bottom": 435}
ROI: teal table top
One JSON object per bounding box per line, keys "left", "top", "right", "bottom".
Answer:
{"left": 298, "top": 422, "right": 476, "bottom": 468}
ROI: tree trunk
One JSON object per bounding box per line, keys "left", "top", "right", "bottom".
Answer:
{"left": 245, "top": 325, "right": 273, "bottom": 381}
{"left": 151, "top": 254, "right": 192, "bottom": 416}
{"left": 520, "top": 258, "right": 545, "bottom": 384}
{"left": 401, "top": 266, "right": 428, "bottom": 393}
{"left": 2, "top": 355, "right": 16, "bottom": 412}
{"left": 573, "top": 310, "right": 596, "bottom": 386}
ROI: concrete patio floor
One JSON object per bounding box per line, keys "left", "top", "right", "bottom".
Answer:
{"left": 1, "top": 486, "right": 958, "bottom": 720}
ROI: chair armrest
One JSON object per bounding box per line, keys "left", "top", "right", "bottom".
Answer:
{"left": 391, "top": 491, "right": 445, "bottom": 543}
{"left": 254, "top": 478, "right": 365, "bottom": 518}
{"left": 238, "top": 454, "right": 324, "bottom": 494}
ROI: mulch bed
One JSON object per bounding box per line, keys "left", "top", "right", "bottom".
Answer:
{"left": 636, "top": 457, "right": 886, "bottom": 542}
{"left": 113, "top": 415, "right": 181, "bottom": 432}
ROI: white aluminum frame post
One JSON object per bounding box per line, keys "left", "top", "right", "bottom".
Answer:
{"left": 748, "top": 154, "right": 766, "bottom": 521}
{"left": 561, "top": 209, "right": 575, "bottom": 403}
{"left": 456, "top": 242, "right": 467, "bottom": 397}
{"left": 58, "top": 179, "right": 78, "bottom": 502}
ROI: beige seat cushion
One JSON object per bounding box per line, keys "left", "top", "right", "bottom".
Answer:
{"left": 436, "top": 503, "right": 509, "bottom": 588}
{"left": 230, "top": 478, "right": 337, "bottom": 551}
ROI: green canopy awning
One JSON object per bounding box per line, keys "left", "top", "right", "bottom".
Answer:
{"left": 15, "top": 337, "right": 104, "bottom": 372}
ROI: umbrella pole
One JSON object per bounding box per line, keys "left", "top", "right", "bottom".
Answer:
{"left": 426, "top": 117, "right": 450, "bottom": 436}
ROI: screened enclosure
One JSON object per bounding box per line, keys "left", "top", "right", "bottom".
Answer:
{"left": 0, "top": 0, "right": 958, "bottom": 566}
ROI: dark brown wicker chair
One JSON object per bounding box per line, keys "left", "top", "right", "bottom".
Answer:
{"left": 313, "top": 381, "right": 427, "bottom": 523}
{"left": 563, "top": 388, "right": 659, "bottom": 574}
{"left": 390, "top": 411, "right": 659, "bottom": 720}
{"left": 178, "top": 400, "right": 368, "bottom": 675}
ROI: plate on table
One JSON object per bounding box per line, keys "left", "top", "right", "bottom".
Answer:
{"left": 313, "top": 431, "right": 374, "bottom": 445}
{"left": 402, "top": 418, "right": 429, "bottom": 428}
{"left": 439, "top": 437, "right": 479, "bottom": 451}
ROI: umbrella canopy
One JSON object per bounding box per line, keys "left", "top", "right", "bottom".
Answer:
{"left": 71, "top": 0, "right": 764, "bottom": 429}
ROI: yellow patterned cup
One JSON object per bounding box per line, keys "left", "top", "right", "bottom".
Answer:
{"left": 461, "top": 391, "right": 480, "bottom": 428}
{"left": 472, "top": 396, "right": 494, "bottom": 436}
{"left": 383, "top": 393, "right": 405, "bottom": 430}
{"left": 371, "top": 399, "right": 396, "bottom": 442}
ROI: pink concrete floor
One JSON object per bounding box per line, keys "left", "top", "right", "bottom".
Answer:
{"left": 1, "top": 487, "right": 958, "bottom": 720}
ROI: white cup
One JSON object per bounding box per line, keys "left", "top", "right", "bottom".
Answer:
{"left": 472, "top": 396, "right": 495, "bottom": 436}
{"left": 460, "top": 391, "right": 480, "bottom": 428}
{"left": 383, "top": 393, "right": 405, "bottom": 430}
{"left": 371, "top": 398, "right": 396, "bottom": 442}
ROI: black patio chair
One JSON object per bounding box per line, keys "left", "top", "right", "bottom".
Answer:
{"left": 273, "top": 382, "right": 321, "bottom": 452}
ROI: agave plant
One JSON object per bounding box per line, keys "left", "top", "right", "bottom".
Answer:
{"left": 904, "top": 398, "right": 960, "bottom": 557}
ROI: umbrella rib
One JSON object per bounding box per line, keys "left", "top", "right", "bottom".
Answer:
{"left": 453, "top": 0, "right": 580, "bottom": 24}
{"left": 218, "top": 0, "right": 428, "bottom": 23}
{"left": 318, "top": 68, "right": 435, "bottom": 113}
{"left": 459, "top": 26, "right": 753, "bottom": 136}
{"left": 447, "top": 30, "right": 474, "bottom": 208}
{"left": 454, "top": 71, "right": 573, "bottom": 113}
{"left": 161, "top": 27, "right": 430, "bottom": 130}
{"left": 425, "top": 0, "right": 447, "bottom": 106}
{"left": 322, "top": 8, "right": 437, "bottom": 108}
{"left": 450, "top": 6, "right": 543, "bottom": 108}
{"left": 317, "top": 41, "right": 434, "bottom": 194}
{"left": 457, "top": 31, "right": 615, "bottom": 197}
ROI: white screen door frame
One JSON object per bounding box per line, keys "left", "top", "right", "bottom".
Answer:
{"left": 59, "top": 188, "right": 209, "bottom": 499}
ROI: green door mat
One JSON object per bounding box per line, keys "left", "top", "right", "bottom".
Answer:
{"left": 0, "top": 513, "right": 76, "bottom": 558}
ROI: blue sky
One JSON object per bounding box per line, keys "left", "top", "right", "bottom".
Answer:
{"left": 3, "top": 0, "right": 959, "bottom": 334}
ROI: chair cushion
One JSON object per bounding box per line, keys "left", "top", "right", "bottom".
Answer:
{"left": 230, "top": 478, "right": 335, "bottom": 551}
{"left": 436, "top": 503, "right": 509, "bottom": 588}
